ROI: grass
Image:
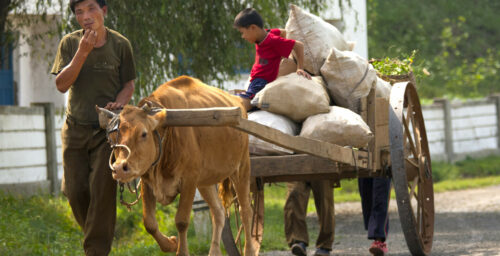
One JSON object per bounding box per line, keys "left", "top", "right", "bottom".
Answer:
{"left": 1, "top": 155, "right": 500, "bottom": 255}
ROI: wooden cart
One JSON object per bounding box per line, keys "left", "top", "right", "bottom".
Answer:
{"left": 166, "top": 80, "right": 434, "bottom": 256}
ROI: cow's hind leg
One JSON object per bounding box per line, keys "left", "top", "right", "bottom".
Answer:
{"left": 142, "top": 183, "right": 178, "bottom": 252}
{"left": 231, "top": 159, "right": 256, "bottom": 256}
{"left": 198, "top": 186, "right": 225, "bottom": 256}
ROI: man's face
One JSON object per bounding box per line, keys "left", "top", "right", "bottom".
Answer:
{"left": 74, "top": 0, "right": 107, "bottom": 31}
{"left": 238, "top": 25, "right": 258, "bottom": 44}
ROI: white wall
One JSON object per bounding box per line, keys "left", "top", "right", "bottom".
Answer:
{"left": 0, "top": 106, "right": 64, "bottom": 185}
{"left": 422, "top": 99, "right": 499, "bottom": 162}
{"left": 12, "top": 15, "right": 65, "bottom": 108}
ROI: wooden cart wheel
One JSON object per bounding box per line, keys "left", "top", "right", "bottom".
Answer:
{"left": 222, "top": 180, "right": 264, "bottom": 256}
{"left": 389, "top": 81, "right": 435, "bottom": 255}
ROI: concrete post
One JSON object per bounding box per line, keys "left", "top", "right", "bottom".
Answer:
{"left": 434, "top": 98, "right": 454, "bottom": 163}
{"left": 192, "top": 189, "right": 211, "bottom": 242}
{"left": 32, "top": 102, "right": 59, "bottom": 195}
{"left": 490, "top": 94, "right": 500, "bottom": 150}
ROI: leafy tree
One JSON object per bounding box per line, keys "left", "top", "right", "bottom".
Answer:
{"left": 367, "top": 0, "right": 500, "bottom": 99}
{"left": 0, "top": 0, "right": 59, "bottom": 65}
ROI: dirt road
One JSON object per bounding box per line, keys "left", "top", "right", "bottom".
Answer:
{"left": 262, "top": 185, "right": 500, "bottom": 255}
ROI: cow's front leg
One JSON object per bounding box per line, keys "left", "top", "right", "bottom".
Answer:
{"left": 175, "top": 183, "right": 197, "bottom": 256}
{"left": 142, "top": 183, "right": 177, "bottom": 252}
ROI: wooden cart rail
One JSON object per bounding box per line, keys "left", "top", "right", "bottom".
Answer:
{"left": 164, "top": 107, "right": 369, "bottom": 169}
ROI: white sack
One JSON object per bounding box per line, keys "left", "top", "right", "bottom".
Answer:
{"left": 285, "top": 4, "right": 355, "bottom": 75}
{"left": 320, "top": 47, "right": 377, "bottom": 112}
{"left": 300, "top": 106, "right": 373, "bottom": 148}
{"left": 375, "top": 77, "right": 392, "bottom": 100}
{"left": 251, "top": 73, "right": 330, "bottom": 122}
{"left": 248, "top": 111, "right": 298, "bottom": 155}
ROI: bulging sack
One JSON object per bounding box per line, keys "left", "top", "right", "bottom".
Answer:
{"left": 285, "top": 4, "right": 354, "bottom": 75}
{"left": 248, "top": 111, "right": 298, "bottom": 155}
{"left": 320, "top": 47, "right": 377, "bottom": 112}
{"left": 251, "top": 73, "right": 330, "bottom": 122}
{"left": 300, "top": 106, "right": 373, "bottom": 148}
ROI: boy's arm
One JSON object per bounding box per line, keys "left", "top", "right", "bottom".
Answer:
{"left": 293, "top": 40, "right": 311, "bottom": 79}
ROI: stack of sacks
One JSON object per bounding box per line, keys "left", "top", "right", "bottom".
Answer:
{"left": 285, "top": 4, "right": 355, "bottom": 75}
{"left": 249, "top": 5, "right": 387, "bottom": 154}
{"left": 248, "top": 111, "right": 299, "bottom": 155}
{"left": 251, "top": 73, "right": 330, "bottom": 122}
{"left": 300, "top": 106, "right": 374, "bottom": 148}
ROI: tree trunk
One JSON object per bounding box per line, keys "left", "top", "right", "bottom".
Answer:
{"left": 0, "top": 0, "right": 12, "bottom": 65}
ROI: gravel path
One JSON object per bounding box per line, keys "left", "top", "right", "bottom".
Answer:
{"left": 261, "top": 185, "right": 500, "bottom": 255}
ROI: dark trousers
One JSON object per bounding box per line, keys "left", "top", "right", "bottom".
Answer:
{"left": 284, "top": 180, "right": 335, "bottom": 250}
{"left": 61, "top": 119, "right": 117, "bottom": 256}
{"left": 358, "top": 177, "right": 391, "bottom": 241}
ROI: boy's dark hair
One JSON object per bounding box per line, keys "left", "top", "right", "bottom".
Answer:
{"left": 234, "top": 8, "right": 264, "bottom": 29}
{"left": 70, "top": 0, "right": 107, "bottom": 14}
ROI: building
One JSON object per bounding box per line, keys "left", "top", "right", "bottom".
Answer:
{"left": 1, "top": 2, "right": 65, "bottom": 108}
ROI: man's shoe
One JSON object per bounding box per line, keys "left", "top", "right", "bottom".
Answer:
{"left": 313, "top": 247, "right": 330, "bottom": 256}
{"left": 369, "top": 240, "right": 388, "bottom": 256}
{"left": 291, "top": 242, "right": 307, "bottom": 256}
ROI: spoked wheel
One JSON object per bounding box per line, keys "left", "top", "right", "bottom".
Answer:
{"left": 221, "top": 179, "right": 264, "bottom": 256}
{"left": 389, "top": 81, "right": 435, "bottom": 255}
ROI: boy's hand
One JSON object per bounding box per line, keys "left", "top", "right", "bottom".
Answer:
{"left": 296, "top": 68, "right": 311, "bottom": 80}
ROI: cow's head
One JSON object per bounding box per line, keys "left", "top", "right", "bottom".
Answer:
{"left": 96, "top": 102, "right": 166, "bottom": 183}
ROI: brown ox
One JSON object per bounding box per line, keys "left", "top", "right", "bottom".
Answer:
{"left": 97, "top": 76, "right": 255, "bottom": 256}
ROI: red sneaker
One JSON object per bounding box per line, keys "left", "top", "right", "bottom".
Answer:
{"left": 369, "top": 240, "right": 388, "bottom": 256}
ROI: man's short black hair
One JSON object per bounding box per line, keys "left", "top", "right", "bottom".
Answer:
{"left": 234, "top": 8, "right": 264, "bottom": 28}
{"left": 70, "top": 0, "right": 107, "bottom": 14}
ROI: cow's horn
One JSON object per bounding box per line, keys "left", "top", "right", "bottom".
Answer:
{"left": 141, "top": 103, "right": 152, "bottom": 113}
{"left": 142, "top": 100, "right": 163, "bottom": 115}
{"left": 95, "top": 105, "right": 116, "bottom": 118}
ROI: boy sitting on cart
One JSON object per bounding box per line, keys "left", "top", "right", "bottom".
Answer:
{"left": 233, "top": 7, "right": 311, "bottom": 110}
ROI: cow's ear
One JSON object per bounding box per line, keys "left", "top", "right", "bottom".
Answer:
{"left": 151, "top": 109, "right": 168, "bottom": 129}
{"left": 95, "top": 105, "right": 116, "bottom": 129}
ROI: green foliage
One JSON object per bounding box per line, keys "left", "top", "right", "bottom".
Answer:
{"left": 0, "top": 193, "right": 82, "bottom": 256}
{"left": 367, "top": 0, "right": 500, "bottom": 99}
{"left": 432, "top": 155, "right": 500, "bottom": 182}
{"left": 371, "top": 50, "right": 416, "bottom": 76}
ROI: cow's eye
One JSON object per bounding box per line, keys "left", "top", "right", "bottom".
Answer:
{"left": 141, "top": 132, "right": 147, "bottom": 138}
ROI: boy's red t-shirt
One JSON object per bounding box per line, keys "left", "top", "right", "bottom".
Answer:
{"left": 250, "top": 28, "right": 295, "bottom": 82}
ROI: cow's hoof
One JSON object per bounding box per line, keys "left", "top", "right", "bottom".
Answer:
{"left": 158, "top": 235, "right": 178, "bottom": 252}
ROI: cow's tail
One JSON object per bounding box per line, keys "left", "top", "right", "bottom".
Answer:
{"left": 218, "top": 178, "right": 233, "bottom": 216}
